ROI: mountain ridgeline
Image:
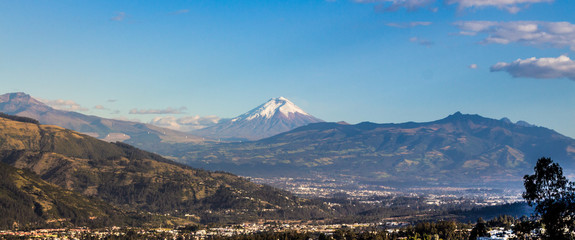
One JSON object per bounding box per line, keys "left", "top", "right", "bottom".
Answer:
{"left": 3, "top": 92, "right": 574, "bottom": 190}
{"left": 0, "top": 93, "right": 325, "bottom": 148}
{"left": 0, "top": 115, "right": 332, "bottom": 227}
{"left": 180, "top": 112, "right": 575, "bottom": 188}
{"left": 0, "top": 92, "right": 206, "bottom": 144}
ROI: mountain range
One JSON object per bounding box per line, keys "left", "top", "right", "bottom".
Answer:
{"left": 0, "top": 93, "right": 324, "bottom": 145}
{"left": 3, "top": 92, "right": 575, "bottom": 190}
{"left": 191, "top": 97, "right": 324, "bottom": 141}
{"left": 0, "top": 92, "right": 206, "bottom": 145}
{"left": 1, "top": 92, "right": 568, "bottom": 228}
{"left": 178, "top": 112, "right": 575, "bottom": 188}
{"left": 2, "top": 113, "right": 528, "bottom": 229}
{"left": 0, "top": 113, "right": 331, "bottom": 227}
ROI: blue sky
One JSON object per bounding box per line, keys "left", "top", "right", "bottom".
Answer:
{"left": 1, "top": 0, "right": 574, "bottom": 137}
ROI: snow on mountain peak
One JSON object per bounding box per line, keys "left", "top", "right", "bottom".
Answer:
{"left": 234, "top": 97, "right": 310, "bottom": 121}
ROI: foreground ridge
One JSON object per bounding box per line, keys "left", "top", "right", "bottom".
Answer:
{"left": 0, "top": 114, "right": 331, "bottom": 227}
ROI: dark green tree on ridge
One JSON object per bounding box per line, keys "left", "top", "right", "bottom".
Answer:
{"left": 523, "top": 157, "right": 575, "bottom": 239}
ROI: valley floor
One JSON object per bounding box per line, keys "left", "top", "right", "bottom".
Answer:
{"left": 1, "top": 219, "right": 528, "bottom": 240}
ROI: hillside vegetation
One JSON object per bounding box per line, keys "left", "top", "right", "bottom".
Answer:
{"left": 0, "top": 162, "right": 129, "bottom": 229}
{"left": 0, "top": 116, "right": 332, "bottom": 226}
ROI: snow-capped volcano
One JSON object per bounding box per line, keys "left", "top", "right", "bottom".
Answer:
{"left": 233, "top": 97, "right": 311, "bottom": 121}
{"left": 193, "top": 97, "right": 323, "bottom": 141}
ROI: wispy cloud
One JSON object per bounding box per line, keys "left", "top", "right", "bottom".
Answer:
{"left": 40, "top": 99, "right": 89, "bottom": 112}
{"left": 491, "top": 55, "right": 575, "bottom": 80}
{"left": 455, "top": 21, "right": 575, "bottom": 51}
{"left": 94, "top": 105, "right": 108, "bottom": 110}
{"left": 410, "top": 37, "right": 434, "bottom": 46}
{"left": 150, "top": 115, "right": 221, "bottom": 132}
{"left": 110, "top": 12, "right": 126, "bottom": 21}
{"left": 354, "top": 0, "right": 437, "bottom": 12}
{"left": 386, "top": 21, "right": 432, "bottom": 28}
{"left": 446, "top": 0, "right": 553, "bottom": 13}
{"left": 354, "top": 0, "right": 551, "bottom": 13}
{"left": 129, "top": 107, "right": 188, "bottom": 115}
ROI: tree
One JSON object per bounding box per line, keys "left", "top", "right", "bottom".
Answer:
{"left": 523, "top": 157, "right": 575, "bottom": 239}
{"left": 512, "top": 217, "right": 539, "bottom": 240}
{"left": 468, "top": 218, "right": 489, "bottom": 240}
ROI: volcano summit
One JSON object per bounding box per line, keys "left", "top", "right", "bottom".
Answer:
{"left": 192, "top": 97, "right": 323, "bottom": 141}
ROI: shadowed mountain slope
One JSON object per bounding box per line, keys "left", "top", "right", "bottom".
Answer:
{"left": 0, "top": 115, "right": 332, "bottom": 225}
{"left": 181, "top": 112, "right": 575, "bottom": 188}
{"left": 0, "top": 162, "right": 129, "bottom": 229}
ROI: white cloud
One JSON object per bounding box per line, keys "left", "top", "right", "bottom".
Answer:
{"left": 446, "top": 0, "right": 553, "bottom": 13}
{"left": 94, "top": 105, "right": 107, "bottom": 110}
{"left": 455, "top": 21, "right": 497, "bottom": 32}
{"left": 129, "top": 107, "right": 188, "bottom": 115}
{"left": 110, "top": 12, "right": 126, "bottom": 21}
{"left": 40, "top": 99, "right": 89, "bottom": 112}
{"left": 150, "top": 115, "right": 221, "bottom": 132}
{"left": 410, "top": 37, "right": 434, "bottom": 46}
{"left": 469, "top": 64, "right": 478, "bottom": 69}
{"left": 490, "top": 55, "right": 575, "bottom": 80}
{"left": 354, "top": 0, "right": 436, "bottom": 12}
{"left": 455, "top": 21, "right": 575, "bottom": 51}
{"left": 354, "top": 0, "right": 551, "bottom": 13}
{"left": 386, "top": 21, "right": 433, "bottom": 28}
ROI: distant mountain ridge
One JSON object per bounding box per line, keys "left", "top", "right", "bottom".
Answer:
{"left": 192, "top": 97, "right": 323, "bottom": 141}
{"left": 181, "top": 112, "right": 575, "bottom": 188}
{"left": 0, "top": 92, "right": 207, "bottom": 146}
